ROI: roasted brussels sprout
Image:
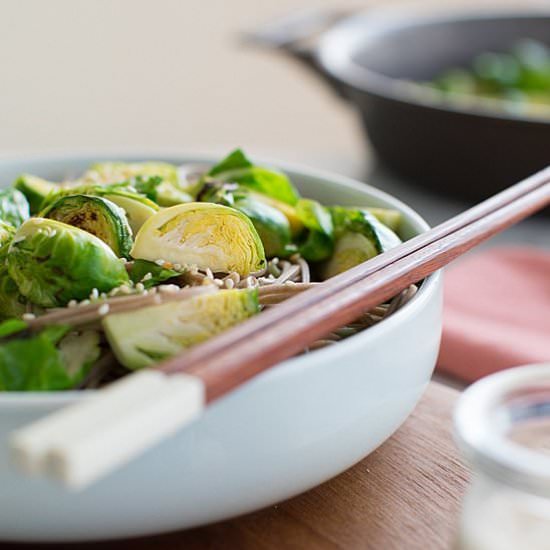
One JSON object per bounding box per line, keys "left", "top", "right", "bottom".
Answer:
{"left": 14, "top": 174, "right": 58, "bottom": 214}
{"left": 294, "top": 199, "right": 334, "bottom": 262}
{"left": 321, "top": 207, "right": 402, "bottom": 279}
{"left": 41, "top": 182, "right": 159, "bottom": 234}
{"left": 7, "top": 218, "right": 130, "bottom": 307}
{"left": 0, "top": 188, "right": 29, "bottom": 227}
{"left": 41, "top": 194, "right": 133, "bottom": 258}
{"left": 103, "top": 288, "right": 259, "bottom": 369}
{"left": 131, "top": 203, "right": 266, "bottom": 276}
{"left": 206, "top": 149, "right": 300, "bottom": 206}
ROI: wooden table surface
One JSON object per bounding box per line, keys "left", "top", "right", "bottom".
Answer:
{"left": 8, "top": 382, "right": 469, "bottom": 550}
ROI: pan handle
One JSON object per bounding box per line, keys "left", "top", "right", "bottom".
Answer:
{"left": 242, "top": 8, "right": 352, "bottom": 98}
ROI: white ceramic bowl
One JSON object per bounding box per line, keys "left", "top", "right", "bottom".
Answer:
{"left": 0, "top": 153, "right": 443, "bottom": 542}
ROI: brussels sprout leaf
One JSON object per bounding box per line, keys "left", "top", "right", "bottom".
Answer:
{"left": 133, "top": 175, "right": 193, "bottom": 206}
{"left": 0, "top": 319, "right": 27, "bottom": 339}
{"left": 129, "top": 259, "right": 181, "bottom": 289}
{"left": 207, "top": 149, "right": 300, "bottom": 206}
{"left": 0, "top": 189, "right": 29, "bottom": 227}
{"left": 0, "top": 325, "right": 100, "bottom": 391}
{"left": 295, "top": 199, "right": 334, "bottom": 262}
{"left": 208, "top": 149, "right": 252, "bottom": 176}
{"left": 0, "top": 325, "right": 71, "bottom": 391}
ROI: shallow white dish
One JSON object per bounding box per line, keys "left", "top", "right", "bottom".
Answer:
{"left": 0, "top": 153, "right": 443, "bottom": 542}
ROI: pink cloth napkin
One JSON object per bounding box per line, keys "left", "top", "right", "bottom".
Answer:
{"left": 437, "top": 247, "right": 550, "bottom": 383}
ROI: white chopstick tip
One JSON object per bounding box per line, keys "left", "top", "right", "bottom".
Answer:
{"left": 9, "top": 371, "right": 205, "bottom": 490}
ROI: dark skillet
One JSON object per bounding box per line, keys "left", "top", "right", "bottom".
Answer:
{"left": 249, "top": 9, "right": 550, "bottom": 202}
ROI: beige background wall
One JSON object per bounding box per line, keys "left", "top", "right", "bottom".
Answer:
{"left": 0, "top": 0, "right": 542, "bottom": 175}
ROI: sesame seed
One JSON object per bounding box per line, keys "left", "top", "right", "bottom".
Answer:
{"left": 22, "top": 313, "right": 36, "bottom": 321}
{"left": 155, "top": 259, "right": 165, "bottom": 266}
{"left": 142, "top": 272, "right": 153, "bottom": 282}
{"left": 135, "top": 282, "right": 145, "bottom": 292}
{"left": 159, "top": 284, "right": 180, "bottom": 294}
{"left": 98, "top": 303, "right": 110, "bottom": 315}
{"left": 90, "top": 288, "right": 99, "bottom": 300}
{"left": 68, "top": 300, "right": 78, "bottom": 308}
{"left": 79, "top": 299, "right": 91, "bottom": 306}
{"left": 225, "top": 278, "right": 234, "bottom": 289}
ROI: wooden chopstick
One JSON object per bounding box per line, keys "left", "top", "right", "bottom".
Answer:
{"left": 159, "top": 175, "right": 550, "bottom": 401}
{"left": 10, "top": 169, "right": 550, "bottom": 490}
{"left": 26, "top": 286, "right": 216, "bottom": 331}
{"left": 159, "top": 167, "right": 550, "bottom": 383}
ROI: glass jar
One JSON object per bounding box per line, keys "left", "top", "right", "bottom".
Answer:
{"left": 454, "top": 364, "right": 550, "bottom": 550}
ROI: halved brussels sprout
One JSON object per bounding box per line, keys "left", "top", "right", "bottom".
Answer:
{"left": 41, "top": 182, "right": 159, "bottom": 234}
{"left": 294, "top": 199, "right": 334, "bottom": 262}
{"left": 198, "top": 182, "right": 292, "bottom": 257}
{"left": 233, "top": 196, "right": 292, "bottom": 257}
{"left": 365, "top": 207, "right": 402, "bottom": 233}
{"left": 41, "top": 194, "right": 133, "bottom": 258}
{"left": 103, "top": 288, "right": 259, "bottom": 369}
{"left": 131, "top": 203, "right": 266, "bottom": 276}
{"left": 102, "top": 192, "right": 157, "bottom": 234}
{"left": 14, "top": 174, "right": 58, "bottom": 214}
{"left": 7, "top": 218, "right": 130, "bottom": 307}
{"left": 207, "top": 149, "right": 300, "bottom": 206}
{"left": 0, "top": 188, "right": 29, "bottom": 227}
{"left": 321, "top": 233, "right": 378, "bottom": 280}
{"left": 250, "top": 192, "right": 303, "bottom": 237}
{"left": 321, "top": 207, "right": 402, "bottom": 279}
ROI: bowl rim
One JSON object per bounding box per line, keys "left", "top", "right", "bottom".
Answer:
{"left": 0, "top": 150, "right": 441, "bottom": 408}
{"left": 317, "top": 7, "right": 550, "bottom": 126}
